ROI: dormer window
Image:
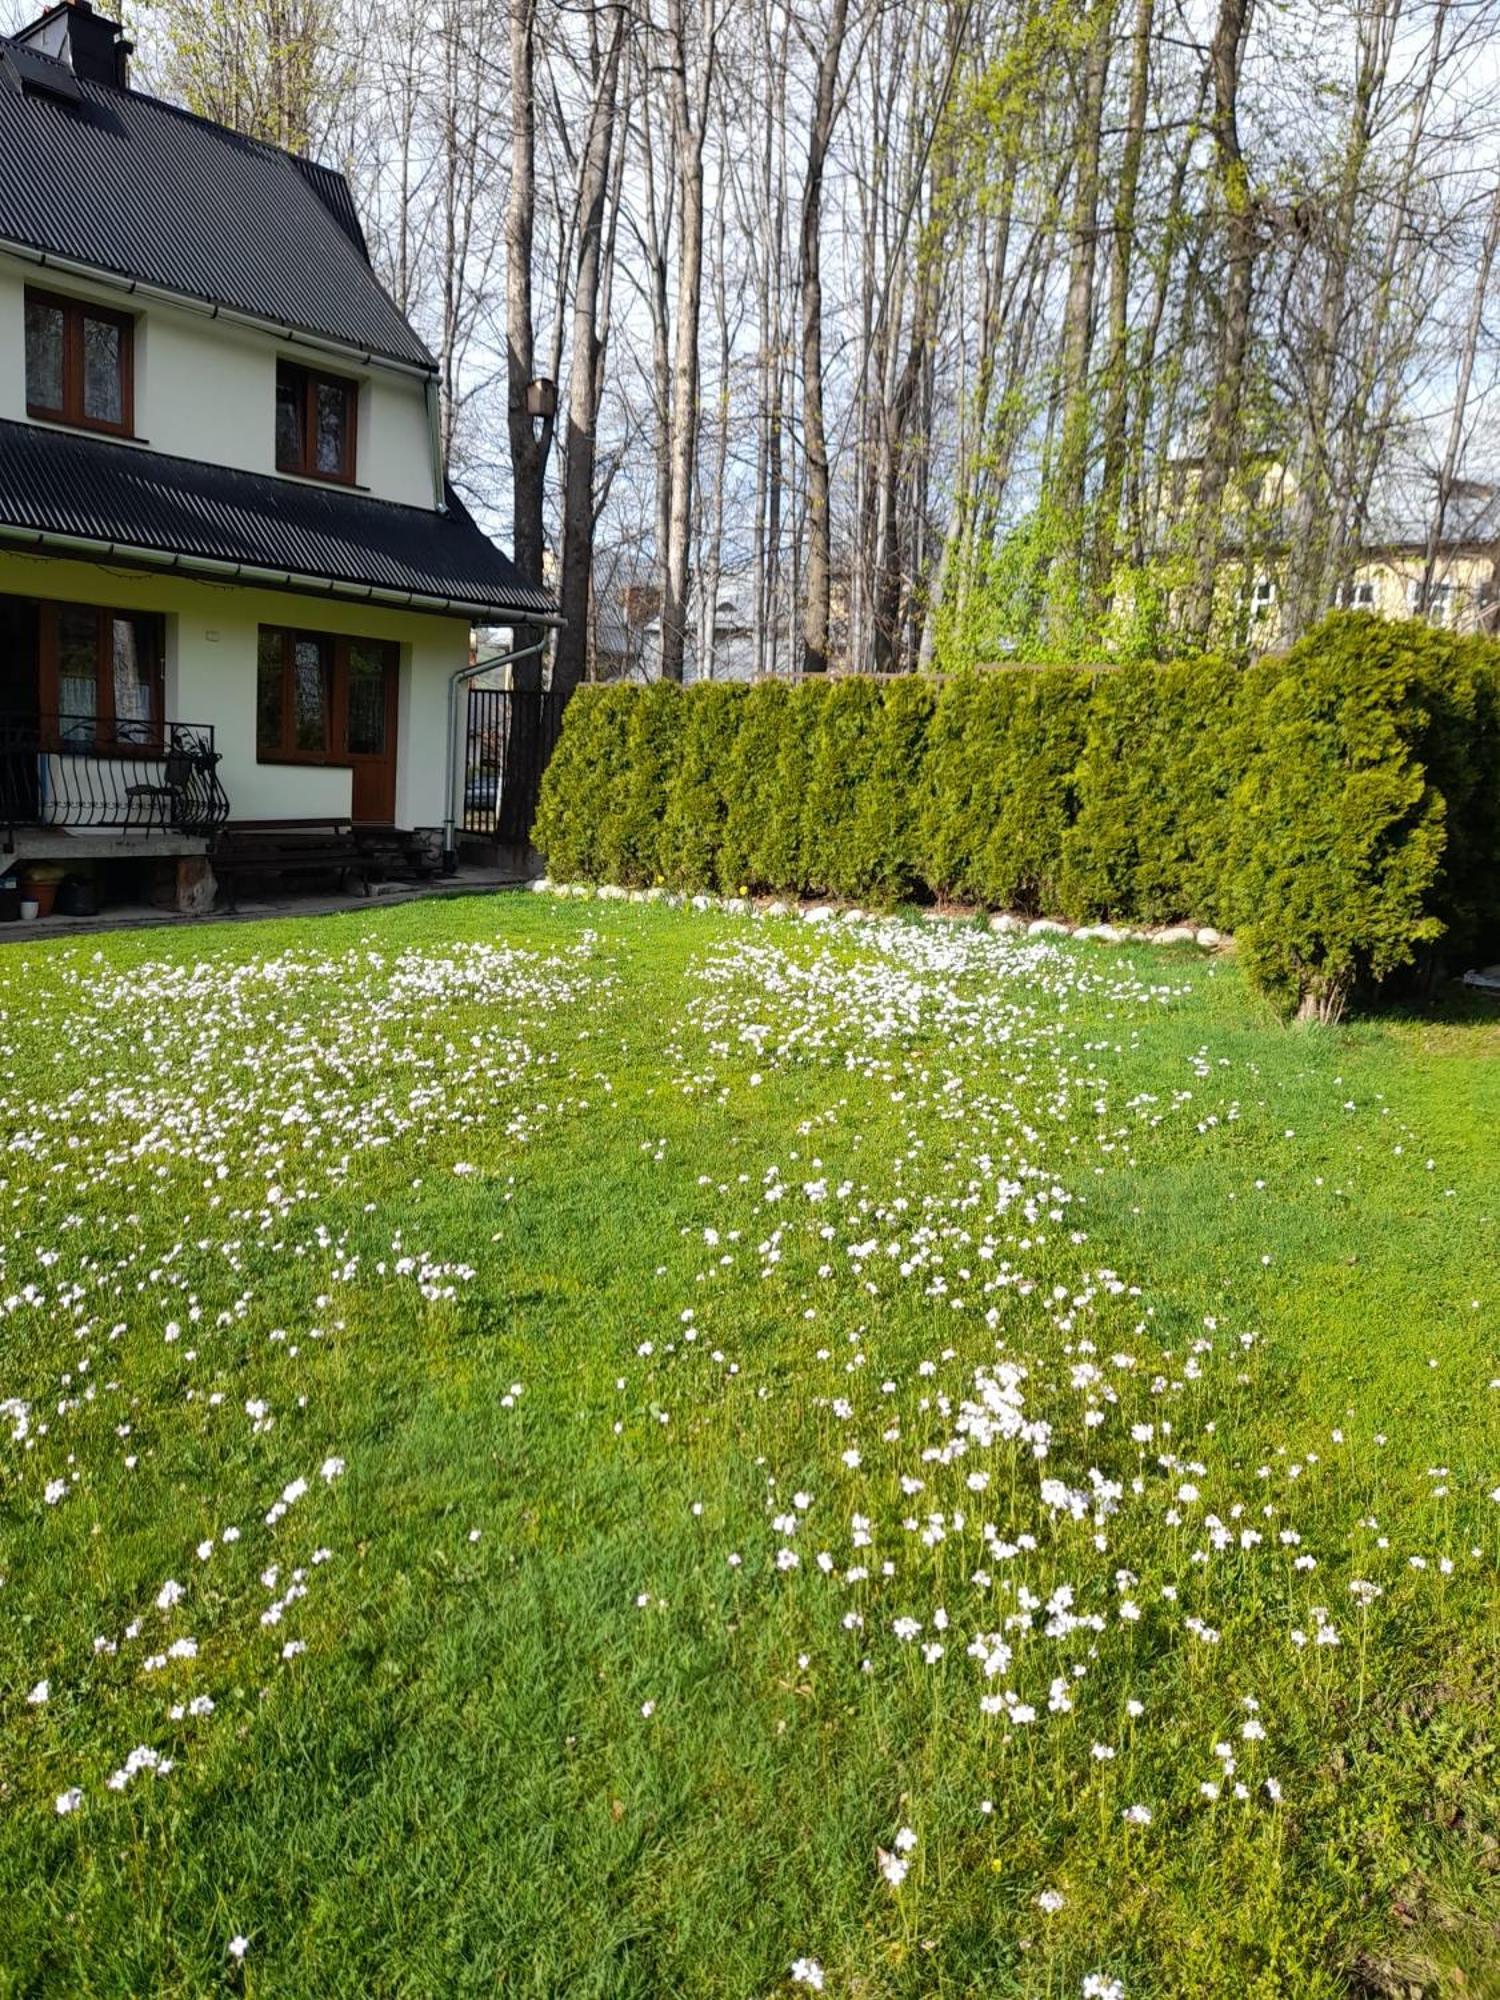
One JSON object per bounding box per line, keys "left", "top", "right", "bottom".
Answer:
{"left": 276, "top": 361, "right": 357, "bottom": 483}
{"left": 24, "top": 287, "right": 133, "bottom": 435}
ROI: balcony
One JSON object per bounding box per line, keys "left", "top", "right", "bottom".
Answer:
{"left": 0, "top": 714, "right": 230, "bottom": 854}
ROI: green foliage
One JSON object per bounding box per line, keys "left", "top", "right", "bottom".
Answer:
{"left": 917, "top": 674, "right": 1024, "bottom": 900}
{"left": 751, "top": 680, "right": 831, "bottom": 893}
{"left": 844, "top": 676, "right": 938, "bottom": 903}
{"left": 931, "top": 505, "right": 1188, "bottom": 671}
{"left": 601, "top": 682, "right": 683, "bottom": 885}
{"left": 531, "top": 684, "right": 634, "bottom": 882}
{"left": 531, "top": 615, "right": 1500, "bottom": 1015}
{"left": 659, "top": 686, "right": 746, "bottom": 891}
{"left": 973, "top": 667, "right": 1093, "bottom": 912}
{"left": 1058, "top": 655, "right": 1241, "bottom": 924}
{"left": 1223, "top": 616, "right": 1449, "bottom": 1021}
{"left": 718, "top": 681, "right": 794, "bottom": 892}
{"left": 800, "top": 679, "right": 886, "bottom": 896}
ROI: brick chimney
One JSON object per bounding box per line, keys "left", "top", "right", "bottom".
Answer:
{"left": 15, "top": 2, "right": 131, "bottom": 89}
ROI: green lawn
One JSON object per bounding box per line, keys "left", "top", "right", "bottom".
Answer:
{"left": 0, "top": 895, "right": 1496, "bottom": 1999}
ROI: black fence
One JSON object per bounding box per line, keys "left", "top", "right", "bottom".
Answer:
{"left": 0, "top": 715, "right": 230, "bottom": 848}
{"left": 464, "top": 687, "right": 568, "bottom": 844}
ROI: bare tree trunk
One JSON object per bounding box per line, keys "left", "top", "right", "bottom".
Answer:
{"left": 659, "top": 0, "right": 718, "bottom": 683}
{"left": 1051, "top": 0, "right": 1112, "bottom": 549}
{"left": 1092, "top": 0, "right": 1151, "bottom": 601}
{"left": 507, "top": 0, "right": 553, "bottom": 616}
{"left": 1283, "top": 0, "right": 1394, "bottom": 639}
{"left": 554, "top": 11, "right": 628, "bottom": 693}
{"left": 799, "top": 0, "right": 851, "bottom": 674}
{"left": 1184, "top": 0, "right": 1256, "bottom": 642}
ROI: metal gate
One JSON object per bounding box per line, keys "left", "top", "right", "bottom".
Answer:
{"left": 463, "top": 687, "right": 568, "bottom": 844}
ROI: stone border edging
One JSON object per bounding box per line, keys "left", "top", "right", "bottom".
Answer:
{"left": 528, "top": 879, "right": 1226, "bottom": 951}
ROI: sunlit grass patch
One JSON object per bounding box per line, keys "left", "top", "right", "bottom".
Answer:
{"left": 0, "top": 898, "right": 1495, "bottom": 1997}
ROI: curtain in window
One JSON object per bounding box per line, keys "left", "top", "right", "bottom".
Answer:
{"left": 112, "top": 618, "right": 155, "bottom": 743}
{"left": 57, "top": 606, "right": 98, "bottom": 745}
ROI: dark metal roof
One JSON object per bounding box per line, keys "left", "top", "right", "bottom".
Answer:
{"left": 1367, "top": 478, "right": 1500, "bottom": 551}
{"left": 0, "top": 39, "right": 430, "bottom": 367}
{"left": 0, "top": 420, "right": 556, "bottom": 622}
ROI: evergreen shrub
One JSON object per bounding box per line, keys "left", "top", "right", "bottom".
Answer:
{"left": 531, "top": 615, "right": 1500, "bottom": 1018}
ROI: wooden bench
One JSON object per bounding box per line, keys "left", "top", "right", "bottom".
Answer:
{"left": 213, "top": 819, "right": 373, "bottom": 910}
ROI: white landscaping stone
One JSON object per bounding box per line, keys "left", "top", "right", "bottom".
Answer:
{"left": 1028, "top": 918, "right": 1070, "bottom": 937}
{"left": 1076, "top": 923, "right": 1124, "bottom": 944}
{"left": 1196, "top": 927, "right": 1221, "bottom": 948}
{"left": 722, "top": 897, "right": 752, "bottom": 915}
{"left": 842, "top": 908, "right": 866, "bottom": 923}
{"left": 803, "top": 905, "right": 834, "bottom": 923}
{"left": 764, "top": 901, "right": 790, "bottom": 918}
{"left": 990, "top": 912, "right": 1021, "bottom": 933}
{"left": 530, "top": 877, "right": 553, "bottom": 893}
{"left": 1153, "top": 925, "right": 1197, "bottom": 946}
{"left": 691, "top": 894, "right": 715, "bottom": 911}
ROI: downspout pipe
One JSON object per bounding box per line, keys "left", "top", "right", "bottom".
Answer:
{"left": 443, "top": 637, "right": 548, "bottom": 874}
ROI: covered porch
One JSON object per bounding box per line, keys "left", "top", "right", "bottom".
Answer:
{"left": 1, "top": 591, "right": 229, "bottom": 844}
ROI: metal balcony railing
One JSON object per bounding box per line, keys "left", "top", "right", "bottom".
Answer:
{"left": 0, "top": 714, "right": 231, "bottom": 849}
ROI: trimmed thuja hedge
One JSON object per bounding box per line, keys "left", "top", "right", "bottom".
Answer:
{"left": 532, "top": 614, "right": 1500, "bottom": 1019}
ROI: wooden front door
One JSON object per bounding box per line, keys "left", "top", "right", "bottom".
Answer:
{"left": 345, "top": 640, "right": 398, "bottom": 823}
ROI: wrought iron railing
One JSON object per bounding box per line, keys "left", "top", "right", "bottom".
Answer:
{"left": 463, "top": 687, "right": 568, "bottom": 842}
{"left": 0, "top": 714, "right": 231, "bottom": 849}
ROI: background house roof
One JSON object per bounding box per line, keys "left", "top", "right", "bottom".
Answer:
{"left": 0, "top": 420, "right": 556, "bottom": 621}
{"left": 1366, "top": 478, "right": 1500, "bottom": 552}
{"left": 0, "top": 36, "right": 431, "bottom": 367}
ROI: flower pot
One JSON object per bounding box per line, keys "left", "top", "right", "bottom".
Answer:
{"left": 25, "top": 880, "right": 57, "bottom": 918}
{"left": 20, "top": 899, "right": 39, "bottom": 922}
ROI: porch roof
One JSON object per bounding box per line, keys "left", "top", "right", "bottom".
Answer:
{"left": 0, "top": 421, "right": 557, "bottom": 625}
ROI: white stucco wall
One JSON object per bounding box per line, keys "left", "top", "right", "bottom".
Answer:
{"left": 0, "top": 549, "right": 469, "bottom": 829}
{"left": 0, "top": 254, "right": 436, "bottom": 510}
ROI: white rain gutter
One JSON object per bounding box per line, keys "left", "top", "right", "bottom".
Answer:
{"left": 0, "top": 238, "right": 438, "bottom": 381}
{"left": 442, "top": 637, "right": 550, "bottom": 874}
{"left": 0, "top": 520, "right": 562, "bottom": 629}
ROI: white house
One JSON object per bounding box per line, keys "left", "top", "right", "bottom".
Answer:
{"left": 0, "top": 0, "right": 553, "bottom": 907}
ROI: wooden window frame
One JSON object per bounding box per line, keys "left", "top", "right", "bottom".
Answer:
{"left": 24, "top": 287, "right": 135, "bottom": 437}
{"left": 38, "top": 602, "right": 165, "bottom": 752}
{"left": 256, "top": 626, "right": 397, "bottom": 766}
{"left": 275, "top": 361, "right": 359, "bottom": 485}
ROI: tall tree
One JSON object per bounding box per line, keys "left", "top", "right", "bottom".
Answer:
{"left": 1184, "top": 0, "right": 1256, "bottom": 640}
{"left": 658, "top": 0, "right": 720, "bottom": 682}
{"left": 799, "top": 0, "right": 851, "bottom": 673}
{"left": 554, "top": 6, "right": 629, "bottom": 690}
